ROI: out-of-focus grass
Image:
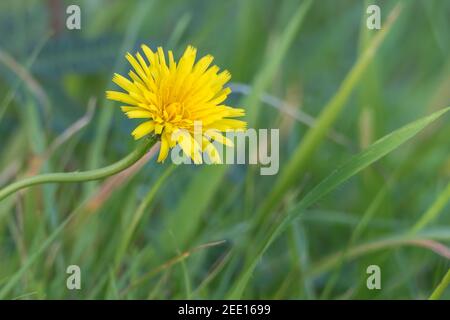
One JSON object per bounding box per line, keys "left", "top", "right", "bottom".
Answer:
{"left": 0, "top": 0, "right": 449, "bottom": 300}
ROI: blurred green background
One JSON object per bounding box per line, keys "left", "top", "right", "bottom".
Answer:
{"left": 0, "top": 0, "right": 449, "bottom": 299}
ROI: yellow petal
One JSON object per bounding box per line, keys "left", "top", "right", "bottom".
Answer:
{"left": 126, "top": 52, "right": 148, "bottom": 82}
{"left": 131, "top": 121, "right": 155, "bottom": 140}
{"left": 157, "top": 134, "right": 170, "bottom": 162}
{"left": 141, "top": 44, "right": 156, "bottom": 65}
{"left": 125, "top": 110, "right": 153, "bottom": 119}
{"left": 155, "top": 123, "right": 164, "bottom": 134}
{"left": 106, "top": 91, "right": 139, "bottom": 105}
{"left": 136, "top": 52, "right": 150, "bottom": 76}
{"left": 168, "top": 50, "right": 176, "bottom": 71}
{"left": 193, "top": 54, "right": 214, "bottom": 75}
{"left": 112, "top": 73, "right": 135, "bottom": 92}
{"left": 208, "top": 88, "right": 231, "bottom": 105}
{"left": 120, "top": 106, "right": 142, "bottom": 112}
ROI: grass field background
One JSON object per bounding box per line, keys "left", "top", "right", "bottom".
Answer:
{"left": 0, "top": 0, "right": 449, "bottom": 299}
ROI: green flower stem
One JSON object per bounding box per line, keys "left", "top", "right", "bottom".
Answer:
{"left": 0, "top": 136, "right": 157, "bottom": 202}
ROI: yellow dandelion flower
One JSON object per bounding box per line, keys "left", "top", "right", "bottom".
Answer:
{"left": 106, "top": 44, "right": 246, "bottom": 164}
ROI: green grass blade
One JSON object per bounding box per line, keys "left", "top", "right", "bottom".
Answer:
{"left": 411, "top": 181, "right": 450, "bottom": 233}
{"left": 166, "top": 13, "right": 192, "bottom": 49}
{"left": 429, "top": 268, "right": 450, "bottom": 300}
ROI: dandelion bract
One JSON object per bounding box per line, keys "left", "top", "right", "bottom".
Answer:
{"left": 107, "top": 45, "right": 246, "bottom": 164}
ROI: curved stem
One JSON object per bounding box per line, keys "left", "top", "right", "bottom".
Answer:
{"left": 0, "top": 136, "right": 157, "bottom": 202}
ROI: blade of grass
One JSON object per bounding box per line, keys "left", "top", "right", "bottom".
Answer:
{"left": 357, "top": 0, "right": 381, "bottom": 150}
{"left": 288, "top": 222, "right": 315, "bottom": 299}
{"left": 179, "top": 252, "right": 192, "bottom": 299}
{"left": 429, "top": 268, "right": 450, "bottom": 300}
{"left": 411, "top": 181, "right": 450, "bottom": 233}
{"left": 166, "top": 12, "right": 192, "bottom": 49}
{"left": 193, "top": 250, "right": 232, "bottom": 297}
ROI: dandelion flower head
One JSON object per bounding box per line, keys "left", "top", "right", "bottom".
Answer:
{"left": 107, "top": 44, "right": 246, "bottom": 163}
